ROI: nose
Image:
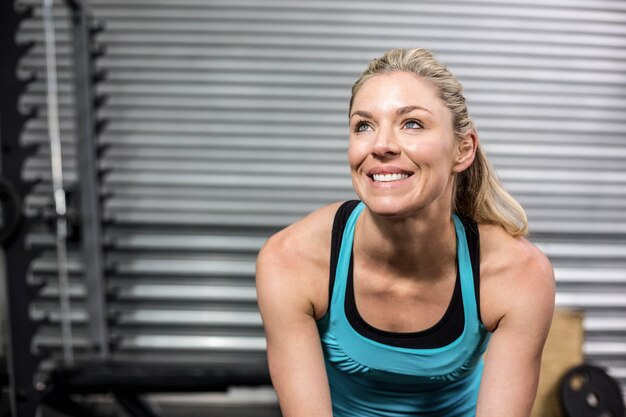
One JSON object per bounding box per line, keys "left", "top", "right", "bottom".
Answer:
{"left": 372, "top": 126, "right": 400, "bottom": 157}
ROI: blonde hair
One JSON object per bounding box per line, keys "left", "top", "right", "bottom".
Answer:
{"left": 351, "top": 48, "right": 528, "bottom": 237}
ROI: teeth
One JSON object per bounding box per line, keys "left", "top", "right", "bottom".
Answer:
{"left": 372, "top": 173, "right": 409, "bottom": 182}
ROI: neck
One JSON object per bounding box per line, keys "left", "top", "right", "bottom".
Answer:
{"left": 354, "top": 205, "right": 458, "bottom": 281}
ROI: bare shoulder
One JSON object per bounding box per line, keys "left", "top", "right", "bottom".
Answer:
{"left": 478, "top": 224, "right": 554, "bottom": 285}
{"left": 258, "top": 201, "right": 343, "bottom": 271}
{"left": 478, "top": 224, "right": 555, "bottom": 332}
{"left": 256, "top": 201, "right": 344, "bottom": 319}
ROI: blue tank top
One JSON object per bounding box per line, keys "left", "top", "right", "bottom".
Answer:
{"left": 316, "top": 201, "right": 491, "bottom": 417}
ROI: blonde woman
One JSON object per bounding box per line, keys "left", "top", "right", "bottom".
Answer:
{"left": 256, "top": 48, "right": 555, "bottom": 417}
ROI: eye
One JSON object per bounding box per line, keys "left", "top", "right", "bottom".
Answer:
{"left": 404, "top": 119, "right": 423, "bottom": 129}
{"left": 353, "top": 120, "right": 372, "bottom": 133}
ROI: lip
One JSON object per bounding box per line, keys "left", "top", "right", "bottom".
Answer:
{"left": 366, "top": 166, "right": 414, "bottom": 179}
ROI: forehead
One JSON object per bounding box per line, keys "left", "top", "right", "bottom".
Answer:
{"left": 352, "top": 71, "right": 447, "bottom": 116}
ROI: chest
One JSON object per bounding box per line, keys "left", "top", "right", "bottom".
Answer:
{"left": 351, "top": 263, "right": 458, "bottom": 333}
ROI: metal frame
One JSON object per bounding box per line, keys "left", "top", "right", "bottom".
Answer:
{"left": 1, "top": 0, "right": 109, "bottom": 415}
{"left": 69, "top": 0, "right": 110, "bottom": 359}
{"left": 1, "top": 2, "right": 42, "bottom": 416}
{"left": 2, "top": 2, "right": 272, "bottom": 416}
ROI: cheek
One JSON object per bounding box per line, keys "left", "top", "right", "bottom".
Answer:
{"left": 347, "top": 139, "right": 367, "bottom": 169}
{"left": 406, "top": 136, "right": 455, "bottom": 164}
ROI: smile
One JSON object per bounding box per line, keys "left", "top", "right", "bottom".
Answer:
{"left": 372, "top": 173, "right": 410, "bottom": 182}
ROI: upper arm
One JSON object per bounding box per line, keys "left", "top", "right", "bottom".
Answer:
{"left": 476, "top": 245, "right": 555, "bottom": 417}
{"left": 256, "top": 206, "right": 339, "bottom": 417}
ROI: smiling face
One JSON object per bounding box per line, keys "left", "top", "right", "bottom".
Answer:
{"left": 348, "top": 71, "right": 467, "bottom": 218}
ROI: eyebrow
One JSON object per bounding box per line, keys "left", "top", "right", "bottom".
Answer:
{"left": 349, "top": 105, "right": 432, "bottom": 119}
{"left": 397, "top": 105, "right": 432, "bottom": 115}
{"left": 350, "top": 110, "right": 373, "bottom": 119}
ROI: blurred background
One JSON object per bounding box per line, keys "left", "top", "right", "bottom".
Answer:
{"left": 1, "top": 0, "right": 625, "bottom": 416}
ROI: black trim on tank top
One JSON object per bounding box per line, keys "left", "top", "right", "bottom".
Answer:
{"left": 346, "top": 254, "right": 464, "bottom": 348}
{"left": 460, "top": 214, "right": 483, "bottom": 325}
{"left": 327, "top": 200, "right": 362, "bottom": 317}
{"left": 328, "top": 200, "right": 483, "bottom": 349}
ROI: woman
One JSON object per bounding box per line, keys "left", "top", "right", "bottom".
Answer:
{"left": 256, "top": 48, "right": 555, "bottom": 417}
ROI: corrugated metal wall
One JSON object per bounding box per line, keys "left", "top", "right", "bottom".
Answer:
{"left": 17, "top": 0, "right": 626, "bottom": 407}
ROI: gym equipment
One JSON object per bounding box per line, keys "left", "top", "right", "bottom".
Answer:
{"left": 42, "top": 0, "right": 74, "bottom": 366}
{"left": 560, "top": 364, "right": 625, "bottom": 417}
{"left": 1, "top": 1, "right": 42, "bottom": 415}
{"left": 3, "top": 2, "right": 271, "bottom": 416}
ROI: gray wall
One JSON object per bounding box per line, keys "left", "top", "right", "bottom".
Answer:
{"left": 16, "top": 0, "right": 626, "bottom": 408}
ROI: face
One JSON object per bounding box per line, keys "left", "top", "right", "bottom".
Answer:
{"left": 348, "top": 71, "right": 471, "bottom": 218}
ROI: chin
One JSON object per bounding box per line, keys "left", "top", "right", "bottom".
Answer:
{"left": 360, "top": 196, "right": 416, "bottom": 218}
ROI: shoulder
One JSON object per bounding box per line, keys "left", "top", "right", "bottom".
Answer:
{"left": 478, "top": 224, "right": 554, "bottom": 285}
{"left": 478, "top": 223, "right": 555, "bottom": 332}
{"left": 257, "top": 201, "right": 344, "bottom": 272}
{"left": 256, "top": 201, "right": 344, "bottom": 319}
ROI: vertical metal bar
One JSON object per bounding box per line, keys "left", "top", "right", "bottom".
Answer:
{"left": 42, "top": 0, "right": 74, "bottom": 367}
{"left": 70, "top": 1, "right": 110, "bottom": 358}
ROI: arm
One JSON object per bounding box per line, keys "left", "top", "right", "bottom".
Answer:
{"left": 476, "top": 248, "right": 555, "bottom": 417}
{"left": 256, "top": 228, "right": 334, "bottom": 417}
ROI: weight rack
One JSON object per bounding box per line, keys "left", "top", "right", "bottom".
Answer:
{"left": 2, "top": 1, "right": 271, "bottom": 416}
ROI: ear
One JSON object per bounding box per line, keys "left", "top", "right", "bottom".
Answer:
{"left": 452, "top": 130, "right": 477, "bottom": 174}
